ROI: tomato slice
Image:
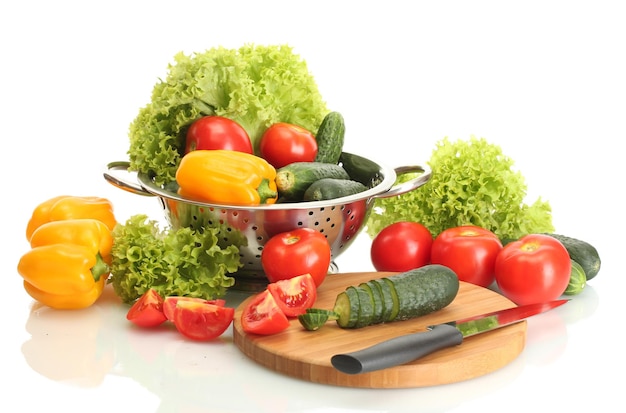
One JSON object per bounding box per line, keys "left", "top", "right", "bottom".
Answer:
{"left": 267, "top": 274, "right": 317, "bottom": 317}
{"left": 126, "top": 289, "right": 168, "bottom": 328}
{"left": 163, "top": 296, "right": 226, "bottom": 321}
{"left": 241, "top": 290, "right": 290, "bottom": 335}
{"left": 171, "top": 300, "right": 235, "bottom": 341}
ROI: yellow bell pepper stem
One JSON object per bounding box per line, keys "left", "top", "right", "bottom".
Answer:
{"left": 29, "top": 218, "right": 113, "bottom": 262}
{"left": 26, "top": 195, "right": 117, "bottom": 241}
{"left": 17, "top": 244, "right": 105, "bottom": 295}
{"left": 176, "top": 150, "right": 278, "bottom": 205}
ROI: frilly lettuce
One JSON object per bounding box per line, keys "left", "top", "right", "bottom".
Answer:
{"left": 366, "top": 136, "right": 554, "bottom": 240}
{"left": 109, "top": 214, "right": 241, "bottom": 304}
{"left": 127, "top": 44, "right": 328, "bottom": 186}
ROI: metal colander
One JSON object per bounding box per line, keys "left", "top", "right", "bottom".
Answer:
{"left": 104, "top": 152, "right": 430, "bottom": 290}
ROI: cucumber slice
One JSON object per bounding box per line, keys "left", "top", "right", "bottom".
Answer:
{"left": 360, "top": 282, "right": 384, "bottom": 324}
{"left": 372, "top": 279, "right": 396, "bottom": 322}
{"left": 334, "top": 290, "right": 359, "bottom": 328}
{"left": 353, "top": 287, "right": 374, "bottom": 328}
{"left": 382, "top": 278, "right": 400, "bottom": 321}
{"left": 367, "top": 280, "right": 392, "bottom": 324}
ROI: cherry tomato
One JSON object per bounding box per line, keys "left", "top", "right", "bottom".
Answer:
{"left": 267, "top": 274, "right": 317, "bottom": 317}
{"left": 370, "top": 222, "right": 433, "bottom": 272}
{"left": 259, "top": 123, "right": 317, "bottom": 168}
{"left": 495, "top": 234, "right": 571, "bottom": 305}
{"left": 185, "top": 116, "right": 253, "bottom": 154}
{"left": 163, "top": 296, "right": 226, "bottom": 322}
{"left": 171, "top": 300, "right": 235, "bottom": 341}
{"left": 241, "top": 290, "right": 290, "bottom": 335}
{"left": 126, "top": 289, "right": 168, "bottom": 328}
{"left": 430, "top": 225, "right": 502, "bottom": 287}
{"left": 261, "top": 228, "right": 331, "bottom": 286}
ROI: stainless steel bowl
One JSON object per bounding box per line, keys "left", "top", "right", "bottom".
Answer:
{"left": 104, "top": 152, "right": 430, "bottom": 290}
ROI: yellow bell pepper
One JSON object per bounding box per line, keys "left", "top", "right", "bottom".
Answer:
{"left": 26, "top": 195, "right": 117, "bottom": 241}
{"left": 176, "top": 149, "right": 278, "bottom": 205}
{"left": 17, "top": 218, "right": 112, "bottom": 310}
{"left": 29, "top": 218, "right": 113, "bottom": 263}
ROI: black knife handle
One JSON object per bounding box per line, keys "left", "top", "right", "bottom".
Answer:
{"left": 331, "top": 323, "right": 464, "bottom": 374}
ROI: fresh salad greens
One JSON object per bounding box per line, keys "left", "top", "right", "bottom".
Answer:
{"left": 109, "top": 214, "right": 241, "bottom": 304}
{"left": 366, "top": 136, "right": 554, "bottom": 241}
{"left": 127, "top": 44, "right": 328, "bottom": 186}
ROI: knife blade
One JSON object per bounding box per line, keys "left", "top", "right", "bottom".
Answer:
{"left": 331, "top": 299, "right": 568, "bottom": 375}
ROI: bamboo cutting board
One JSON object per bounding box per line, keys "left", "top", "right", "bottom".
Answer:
{"left": 233, "top": 271, "right": 526, "bottom": 388}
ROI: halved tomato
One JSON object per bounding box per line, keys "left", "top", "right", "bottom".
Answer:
{"left": 126, "top": 289, "right": 168, "bottom": 328}
{"left": 241, "top": 290, "right": 290, "bottom": 335}
{"left": 163, "top": 296, "right": 226, "bottom": 321}
{"left": 267, "top": 273, "right": 317, "bottom": 317}
{"left": 171, "top": 300, "right": 235, "bottom": 341}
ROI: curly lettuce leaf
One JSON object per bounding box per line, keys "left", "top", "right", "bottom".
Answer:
{"left": 109, "top": 214, "right": 241, "bottom": 304}
{"left": 366, "top": 136, "right": 554, "bottom": 241}
{"left": 128, "top": 44, "right": 328, "bottom": 186}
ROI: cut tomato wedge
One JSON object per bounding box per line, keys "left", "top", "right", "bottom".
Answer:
{"left": 241, "top": 290, "right": 290, "bottom": 335}
{"left": 267, "top": 273, "right": 317, "bottom": 317}
{"left": 163, "top": 296, "right": 226, "bottom": 321}
{"left": 126, "top": 289, "right": 168, "bottom": 328}
{"left": 171, "top": 300, "right": 234, "bottom": 341}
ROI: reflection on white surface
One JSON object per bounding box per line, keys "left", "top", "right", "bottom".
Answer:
{"left": 16, "top": 280, "right": 601, "bottom": 413}
{"left": 22, "top": 302, "right": 115, "bottom": 387}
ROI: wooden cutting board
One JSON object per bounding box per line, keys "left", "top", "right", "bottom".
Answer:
{"left": 233, "top": 271, "right": 526, "bottom": 388}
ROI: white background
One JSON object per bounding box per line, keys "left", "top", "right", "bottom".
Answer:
{"left": 1, "top": 1, "right": 624, "bottom": 412}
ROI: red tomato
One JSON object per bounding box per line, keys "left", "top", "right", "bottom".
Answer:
{"left": 163, "top": 296, "right": 226, "bottom": 321}
{"left": 261, "top": 228, "right": 331, "bottom": 286}
{"left": 241, "top": 290, "right": 290, "bottom": 335}
{"left": 267, "top": 274, "right": 317, "bottom": 317}
{"left": 171, "top": 300, "right": 235, "bottom": 341}
{"left": 430, "top": 225, "right": 502, "bottom": 287}
{"left": 370, "top": 222, "right": 433, "bottom": 272}
{"left": 126, "top": 289, "right": 168, "bottom": 328}
{"left": 259, "top": 123, "right": 317, "bottom": 168}
{"left": 342, "top": 201, "right": 368, "bottom": 241}
{"left": 185, "top": 116, "right": 253, "bottom": 154}
{"left": 495, "top": 234, "right": 571, "bottom": 305}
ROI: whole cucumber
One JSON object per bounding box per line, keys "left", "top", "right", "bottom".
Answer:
{"left": 275, "top": 162, "right": 350, "bottom": 201}
{"left": 543, "top": 233, "right": 601, "bottom": 280}
{"left": 314, "top": 111, "right": 345, "bottom": 164}
{"left": 303, "top": 178, "right": 368, "bottom": 201}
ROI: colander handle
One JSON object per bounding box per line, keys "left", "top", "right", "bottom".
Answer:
{"left": 374, "top": 165, "right": 432, "bottom": 199}
{"left": 103, "top": 161, "right": 154, "bottom": 197}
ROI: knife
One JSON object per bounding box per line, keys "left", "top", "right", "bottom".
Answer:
{"left": 331, "top": 299, "right": 568, "bottom": 374}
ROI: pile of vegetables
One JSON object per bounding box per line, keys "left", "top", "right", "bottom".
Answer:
{"left": 128, "top": 44, "right": 329, "bottom": 187}
{"left": 369, "top": 221, "right": 601, "bottom": 305}
{"left": 15, "top": 43, "right": 604, "bottom": 347}
{"left": 366, "top": 136, "right": 554, "bottom": 241}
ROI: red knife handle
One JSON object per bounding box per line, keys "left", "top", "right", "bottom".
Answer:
{"left": 331, "top": 323, "right": 463, "bottom": 374}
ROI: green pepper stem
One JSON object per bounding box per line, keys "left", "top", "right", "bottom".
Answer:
{"left": 257, "top": 178, "right": 278, "bottom": 204}
{"left": 91, "top": 253, "right": 110, "bottom": 282}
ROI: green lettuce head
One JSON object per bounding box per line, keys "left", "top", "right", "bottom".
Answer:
{"left": 366, "top": 136, "right": 554, "bottom": 241}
